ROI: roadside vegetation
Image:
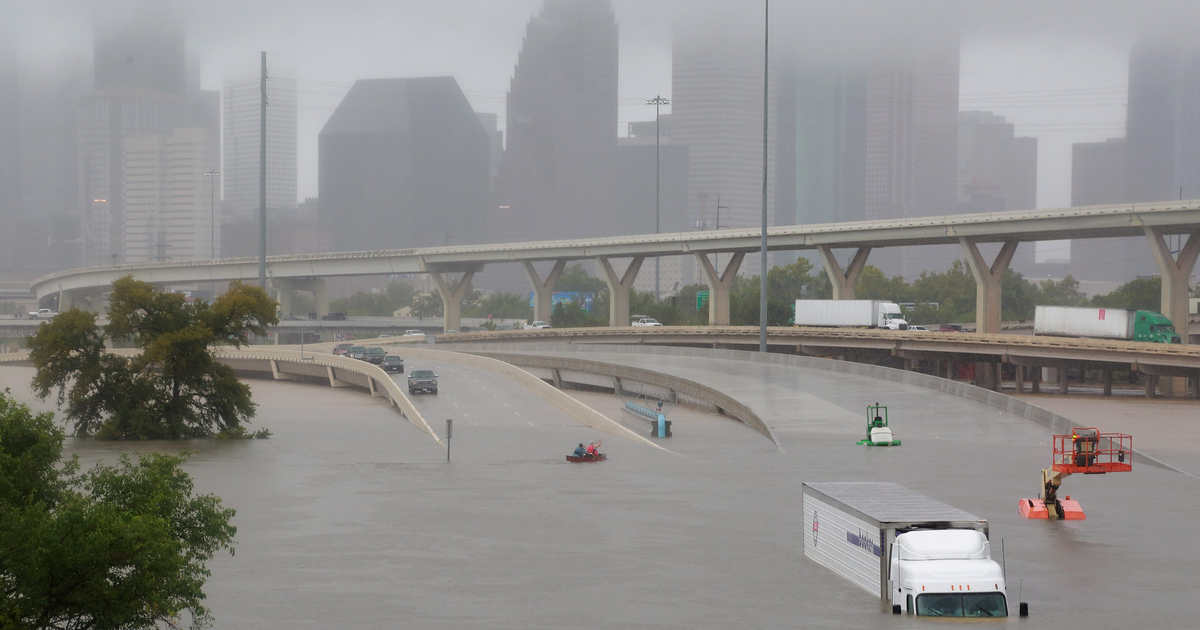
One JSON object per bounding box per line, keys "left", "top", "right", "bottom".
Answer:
{"left": 0, "top": 390, "right": 236, "bottom": 629}
{"left": 28, "top": 277, "right": 277, "bottom": 440}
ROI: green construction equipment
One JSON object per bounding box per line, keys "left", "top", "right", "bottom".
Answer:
{"left": 857, "top": 403, "right": 901, "bottom": 446}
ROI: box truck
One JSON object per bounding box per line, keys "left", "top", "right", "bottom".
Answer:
{"left": 793, "top": 300, "right": 908, "bottom": 330}
{"left": 1034, "top": 305, "right": 1180, "bottom": 343}
{"left": 802, "top": 482, "right": 1019, "bottom": 617}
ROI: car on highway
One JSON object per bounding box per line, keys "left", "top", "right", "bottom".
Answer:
{"left": 27, "top": 308, "right": 58, "bottom": 320}
{"left": 408, "top": 369, "right": 438, "bottom": 394}
{"left": 939, "top": 324, "right": 965, "bottom": 332}
{"left": 348, "top": 346, "right": 368, "bottom": 360}
{"left": 403, "top": 330, "right": 425, "bottom": 337}
{"left": 365, "top": 346, "right": 387, "bottom": 365}
{"left": 907, "top": 325, "right": 929, "bottom": 332}
{"left": 321, "top": 312, "right": 347, "bottom": 321}
{"left": 381, "top": 355, "right": 405, "bottom": 373}
{"left": 524, "top": 321, "right": 552, "bottom": 329}
{"left": 632, "top": 317, "right": 663, "bottom": 327}
{"left": 332, "top": 343, "right": 354, "bottom": 356}
{"left": 378, "top": 334, "right": 391, "bottom": 338}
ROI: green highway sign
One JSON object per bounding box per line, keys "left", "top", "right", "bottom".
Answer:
{"left": 697, "top": 291, "right": 710, "bottom": 311}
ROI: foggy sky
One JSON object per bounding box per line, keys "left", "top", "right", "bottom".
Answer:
{"left": 7, "top": 0, "right": 1200, "bottom": 214}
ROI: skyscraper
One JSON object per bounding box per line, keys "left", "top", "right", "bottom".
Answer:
{"left": 223, "top": 76, "right": 297, "bottom": 222}
{"left": 0, "top": 30, "right": 19, "bottom": 272}
{"left": 491, "top": 0, "right": 618, "bottom": 243}
{"left": 617, "top": 126, "right": 689, "bottom": 294}
{"left": 1127, "top": 43, "right": 1200, "bottom": 204}
{"left": 1070, "top": 138, "right": 1134, "bottom": 281}
{"left": 122, "top": 127, "right": 219, "bottom": 263}
{"left": 79, "top": 7, "right": 218, "bottom": 265}
{"left": 476, "top": 112, "right": 503, "bottom": 186}
{"left": 318, "top": 77, "right": 490, "bottom": 252}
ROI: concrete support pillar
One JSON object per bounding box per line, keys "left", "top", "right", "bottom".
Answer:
{"left": 429, "top": 270, "right": 475, "bottom": 333}
{"left": 903, "top": 358, "right": 915, "bottom": 372}
{"left": 994, "top": 362, "right": 1003, "bottom": 391}
{"left": 326, "top": 366, "right": 351, "bottom": 388}
{"left": 86, "top": 291, "right": 107, "bottom": 317}
{"left": 313, "top": 278, "right": 329, "bottom": 318}
{"left": 1145, "top": 227, "right": 1200, "bottom": 396}
{"left": 960, "top": 238, "right": 1018, "bottom": 335}
{"left": 1144, "top": 374, "right": 1156, "bottom": 398}
{"left": 524, "top": 260, "right": 566, "bottom": 323}
{"left": 1058, "top": 367, "right": 1068, "bottom": 394}
{"left": 1103, "top": 369, "right": 1113, "bottom": 396}
{"left": 947, "top": 360, "right": 957, "bottom": 380}
{"left": 1190, "top": 374, "right": 1200, "bottom": 400}
{"left": 817, "top": 245, "right": 871, "bottom": 300}
{"left": 597, "top": 256, "right": 644, "bottom": 327}
{"left": 1015, "top": 365, "right": 1024, "bottom": 394}
{"left": 278, "top": 287, "right": 295, "bottom": 318}
{"left": 695, "top": 251, "right": 745, "bottom": 326}
{"left": 58, "top": 289, "right": 74, "bottom": 311}
{"left": 1032, "top": 369, "right": 1040, "bottom": 394}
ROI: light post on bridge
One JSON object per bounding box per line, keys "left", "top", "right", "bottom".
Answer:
{"left": 646, "top": 95, "right": 670, "bottom": 299}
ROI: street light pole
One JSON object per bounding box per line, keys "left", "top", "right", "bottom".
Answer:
{"left": 204, "top": 171, "right": 221, "bottom": 299}
{"left": 646, "top": 96, "right": 670, "bottom": 299}
{"left": 759, "top": 0, "right": 769, "bottom": 353}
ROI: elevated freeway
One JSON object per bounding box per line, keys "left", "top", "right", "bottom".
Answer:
{"left": 430, "top": 326, "right": 1200, "bottom": 399}
{"left": 28, "top": 199, "right": 1200, "bottom": 344}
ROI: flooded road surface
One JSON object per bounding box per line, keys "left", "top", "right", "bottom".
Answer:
{"left": 1, "top": 357, "right": 1197, "bottom": 629}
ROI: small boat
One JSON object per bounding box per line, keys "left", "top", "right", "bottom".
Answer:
{"left": 566, "top": 453, "right": 606, "bottom": 463}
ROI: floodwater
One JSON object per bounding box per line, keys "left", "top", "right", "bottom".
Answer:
{"left": 1, "top": 355, "right": 1197, "bottom": 629}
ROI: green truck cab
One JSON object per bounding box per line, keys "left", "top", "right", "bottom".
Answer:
{"left": 1131, "top": 310, "right": 1182, "bottom": 343}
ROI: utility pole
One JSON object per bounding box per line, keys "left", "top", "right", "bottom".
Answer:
{"left": 204, "top": 171, "right": 220, "bottom": 299}
{"left": 258, "top": 52, "right": 268, "bottom": 289}
{"left": 759, "top": 0, "right": 769, "bottom": 353}
{"left": 646, "top": 96, "right": 670, "bottom": 299}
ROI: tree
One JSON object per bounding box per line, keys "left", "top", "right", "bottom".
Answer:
{"left": 0, "top": 389, "right": 236, "bottom": 629}
{"left": 29, "top": 277, "right": 277, "bottom": 439}
{"left": 1091, "top": 276, "right": 1162, "bottom": 312}
{"left": 1036, "top": 275, "right": 1089, "bottom": 307}
{"left": 556, "top": 263, "right": 608, "bottom": 294}
{"left": 855, "top": 265, "right": 911, "bottom": 302}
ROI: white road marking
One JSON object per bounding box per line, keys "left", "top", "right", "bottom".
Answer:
{"left": 528, "top": 422, "right": 534, "bottom": 427}
{"left": 502, "top": 402, "right": 508, "bottom": 407}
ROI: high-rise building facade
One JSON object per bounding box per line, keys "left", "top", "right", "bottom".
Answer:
{"left": 491, "top": 0, "right": 619, "bottom": 243}
{"left": 1127, "top": 43, "right": 1200, "bottom": 204}
{"left": 223, "top": 76, "right": 297, "bottom": 222}
{"left": 122, "top": 127, "right": 218, "bottom": 263}
{"left": 617, "top": 134, "right": 689, "bottom": 294}
{"left": 318, "top": 77, "right": 490, "bottom": 253}
{"left": 476, "top": 112, "right": 503, "bottom": 186}
{"left": 0, "top": 27, "right": 18, "bottom": 272}
{"left": 1070, "top": 138, "right": 1131, "bottom": 280}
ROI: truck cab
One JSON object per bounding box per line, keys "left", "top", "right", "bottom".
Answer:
{"left": 1132, "top": 310, "right": 1182, "bottom": 343}
{"left": 889, "top": 530, "right": 1008, "bottom": 617}
{"left": 877, "top": 303, "right": 908, "bottom": 330}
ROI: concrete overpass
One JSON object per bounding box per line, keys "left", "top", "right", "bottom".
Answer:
{"left": 29, "top": 199, "right": 1200, "bottom": 343}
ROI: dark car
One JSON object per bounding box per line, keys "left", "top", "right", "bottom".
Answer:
{"left": 365, "top": 346, "right": 387, "bottom": 365}
{"left": 381, "top": 355, "right": 405, "bottom": 373}
{"left": 321, "top": 312, "right": 348, "bottom": 321}
{"left": 348, "top": 346, "right": 368, "bottom": 360}
{"left": 938, "top": 324, "right": 965, "bottom": 333}
{"left": 408, "top": 369, "right": 438, "bottom": 395}
{"left": 332, "top": 343, "right": 354, "bottom": 356}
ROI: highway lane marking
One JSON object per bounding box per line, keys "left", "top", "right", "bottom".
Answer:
{"left": 528, "top": 422, "right": 534, "bottom": 427}
{"left": 502, "top": 402, "right": 508, "bottom": 407}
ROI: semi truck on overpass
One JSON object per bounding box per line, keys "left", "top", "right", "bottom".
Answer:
{"left": 1034, "top": 305, "right": 1181, "bottom": 343}
{"left": 793, "top": 300, "right": 908, "bottom": 330}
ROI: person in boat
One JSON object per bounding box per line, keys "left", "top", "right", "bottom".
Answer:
{"left": 585, "top": 442, "right": 600, "bottom": 458}
{"left": 573, "top": 443, "right": 588, "bottom": 458}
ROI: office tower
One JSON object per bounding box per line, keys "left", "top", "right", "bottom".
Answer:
{"left": 122, "top": 128, "right": 219, "bottom": 263}
{"left": 1069, "top": 138, "right": 1136, "bottom": 281}
{"left": 617, "top": 129, "right": 689, "bottom": 294}
{"left": 223, "top": 76, "right": 297, "bottom": 222}
{"left": 491, "top": 0, "right": 619, "bottom": 243}
{"left": 1127, "top": 43, "right": 1200, "bottom": 204}
{"left": 16, "top": 56, "right": 92, "bottom": 272}
{"left": 0, "top": 31, "right": 18, "bottom": 272}
{"left": 318, "top": 77, "right": 490, "bottom": 252}
{"left": 79, "top": 7, "right": 218, "bottom": 266}
{"left": 862, "top": 36, "right": 960, "bottom": 277}
{"left": 775, "top": 61, "right": 867, "bottom": 228}
{"left": 476, "top": 112, "right": 504, "bottom": 186}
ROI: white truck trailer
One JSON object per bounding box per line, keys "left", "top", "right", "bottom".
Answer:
{"left": 1034, "top": 305, "right": 1180, "bottom": 344}
{"left": 793, "top": 299, "right": 908, "bottom": 329}
{"left": 803, "top": 482, "right": 1020, "bottom": 618}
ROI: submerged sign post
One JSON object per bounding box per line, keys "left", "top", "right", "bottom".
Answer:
{"left": 446, "top": 419, "right": 452, "bottom": 461}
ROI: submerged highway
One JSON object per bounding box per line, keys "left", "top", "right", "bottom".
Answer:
{"left": 0, "top": 344, "right": 1197, "bottom": 628}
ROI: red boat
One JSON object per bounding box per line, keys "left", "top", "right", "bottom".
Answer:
{"left": 566, "top": 453, "right": 606, "bottom": 463}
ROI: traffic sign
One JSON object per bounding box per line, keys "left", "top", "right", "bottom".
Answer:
{"left": 697, "top": 291, "right": 710, "bottom": 311}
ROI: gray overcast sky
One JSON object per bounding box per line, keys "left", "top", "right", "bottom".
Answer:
{"left": 11, "top": 0, "right": 1190, "bottom": 216}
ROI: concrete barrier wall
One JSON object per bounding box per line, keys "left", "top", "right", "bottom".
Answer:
{"left": 382, "top": 345, "right": 667, "bottom": 451}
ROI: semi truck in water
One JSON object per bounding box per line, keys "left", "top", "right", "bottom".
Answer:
{"left": 793, "top": 300, "right": 908, "bottom": 330}
{"left": 1034, "top": 305, "right": 1181, "bottom": 343}
{"left": 803, "top": 482, "right": 1022, "bottom": 618}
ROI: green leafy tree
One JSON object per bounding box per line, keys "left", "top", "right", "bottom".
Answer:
{"left": 551, "top": 300, "right": 605, "bottom": 328}
{"left": 910, "top": 260, "right": 977, "bottom": 324}
{"left": 1091, "top": 276, "right": 1162, "bottom": 312}
{"left": 28, "top": 277, "right": 277, "bottom": 439}
{"left": 1000, "top": 269, "right": 1038, "bottom": 321}
{"left": 464, "top": 292, "right": 534, "bottom": 320}
{"left": 1035, "top": 275, "right": 1089, "bottom": 307}
{"left": 854, "top": 265, "right": 912, "bottom": 302}
{"left": 556, "top": 263, "right": 609, "bottom": 294}
{"left": 0, "top": 390, "right": 236, "bottom": 629}
{"left": 409, "top": 292, "right": 443, "bottom": 318}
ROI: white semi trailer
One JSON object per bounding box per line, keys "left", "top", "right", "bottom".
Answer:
{"left": 793, "top": 300, "right": 908, "bottom": 329}
{"left": 802, "top": 482, "right": 1023, "bottom": 618}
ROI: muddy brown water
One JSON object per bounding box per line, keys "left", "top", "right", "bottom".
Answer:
{"left": 1, "top": 360, "right": 1196, "bottom": 629}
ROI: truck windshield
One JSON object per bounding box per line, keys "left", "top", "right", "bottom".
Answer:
{"left": 1151, "top": 324, "right": 1176, "bottom": 333}
{"left": 884, "top": 313, "right": 904, "bottom": 320}
{"left": 916, "top": 593, "right": 1007, "bottom": 618}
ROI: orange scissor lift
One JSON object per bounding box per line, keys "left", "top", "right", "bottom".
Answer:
{"left": 1019, "top": 427, "right": 1132, "bottom": 520}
